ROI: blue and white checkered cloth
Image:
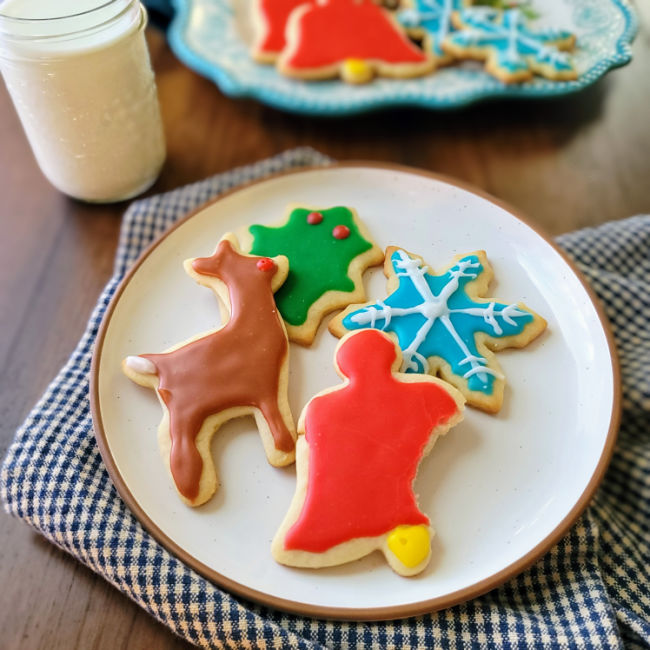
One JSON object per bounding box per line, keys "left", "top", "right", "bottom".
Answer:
{"left": 2, "top": 149, "right": 649, "bottom": 649}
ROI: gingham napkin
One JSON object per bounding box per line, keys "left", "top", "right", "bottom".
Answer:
{"left": 2, "top": 149, "right": 649, "bottom": 649}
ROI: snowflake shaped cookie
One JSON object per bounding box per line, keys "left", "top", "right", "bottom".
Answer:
{"left": 397, "top": 0, "right": 466, "bottom": 63}
{"left": 241, "top": 205, "right": 383, "bottom": 345}
{"left": 445, "top": 7, "right": 577, "bottom": 83}
{"left": 330, "top": 247, "right": 547, "bottom": 412}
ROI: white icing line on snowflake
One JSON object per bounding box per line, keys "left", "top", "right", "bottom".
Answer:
{"left": 449, "top": 302, "right": 530, "bottom": 336}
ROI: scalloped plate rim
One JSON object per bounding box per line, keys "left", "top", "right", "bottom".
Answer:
{"left": 164, "top": 1, "right": 638, "bottom": 117}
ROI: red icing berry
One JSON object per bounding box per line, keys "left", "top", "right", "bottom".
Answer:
{"left": 307, "top": 211, "right": 323, "bottom": 225}
{"left": 332, "top": 225, "right": 350, "bottom": 240}
{"left": 256, "top": 257, "right": 275, "bottom": 272}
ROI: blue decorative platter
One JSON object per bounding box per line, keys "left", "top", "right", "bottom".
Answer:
{"left": 164, "top": 0, "right": 637, "bottom": 115}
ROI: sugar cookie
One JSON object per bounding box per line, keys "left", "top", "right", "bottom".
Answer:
{"left": 239, "top": 205, "right": 383, "bottom": 345}
{"left": 330, "top": 247, "right": 547, "bottom": 413}
{"left": 123, "top": 234, "right": 296, "bottom": 507}
{"left": 445, "top": 7, "right": 577, "bottom": 83}
{"left": 272, "top": 329, "right": 465, "bottom": 576}
{"left": 251, "top": 0, "right": 312, "bottom": 63}
{"left": 397, "top": 0, "right": 467, "bottom": 65}
{"left": 277, "top": 0, "right": 435, "bottom": 83}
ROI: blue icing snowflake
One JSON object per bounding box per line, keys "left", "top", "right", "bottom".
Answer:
{"left": 397, "top": 0, "right": 465, "bottom": 59}
{"left": 448, "top": 7, "right": 575, "bottom": 76}
{"left": 341, "top": 249, "right": 535, "bottom": 395}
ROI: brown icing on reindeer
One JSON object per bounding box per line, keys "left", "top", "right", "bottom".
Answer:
{"left": 140, "top": 238, "right": 294, "bottom": 501}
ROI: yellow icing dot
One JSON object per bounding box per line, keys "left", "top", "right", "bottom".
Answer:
{"left": 387, "top": 525, "right": 430, "bottom": 569}
{"left": 342, "top": 58, "right": 373, "bottom": 84}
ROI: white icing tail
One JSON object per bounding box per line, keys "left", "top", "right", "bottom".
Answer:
{"left": 125, "top": 355, "right": 157, "bottom": 375}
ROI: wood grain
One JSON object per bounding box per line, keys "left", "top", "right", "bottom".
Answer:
{"left": 1, "top": 13, "right": 649, "bottom": 648}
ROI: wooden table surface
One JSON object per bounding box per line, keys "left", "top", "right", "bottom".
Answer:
{"left": 2, "top": 8, "right": 650, "bottom": 647}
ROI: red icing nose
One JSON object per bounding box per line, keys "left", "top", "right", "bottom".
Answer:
{"left": 256, "top": 257, "right": 275, "bottom": 272}
{"left": 332, "top": 225, "right": 350, "bottom": 239}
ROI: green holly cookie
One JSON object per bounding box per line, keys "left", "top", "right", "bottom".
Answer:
{"left": 243, "top": 205, "right": 383, "bottom": 345}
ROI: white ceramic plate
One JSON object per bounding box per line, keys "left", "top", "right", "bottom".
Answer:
{"left": 92, "top": 164, "right": 618, "bottom": 619}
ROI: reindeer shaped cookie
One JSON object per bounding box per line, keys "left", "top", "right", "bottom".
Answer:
{"left": 122, "top": 234, "right": 296, "bottom": 507}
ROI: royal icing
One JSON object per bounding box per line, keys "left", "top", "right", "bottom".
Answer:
{"left": 332, "top": 224, "right": 350, "bottom": 240}
{"left": 248, "top": 206, "right": 377, "bottom": 328}
{"left": 448, "top": 7, "right": 575, "bottom": 77}
{"left": 252, "top": 0, "right": 311, "bottom": 60}
{"left": 125, "top": 355, "right": 156, "bottom": 375}
{"left": 341, "top": 249, "right": 536, "bottom": 396}
{"left": 281, "top": 0, "right": 429, "bottom": 71}
{"left": 398, "top": 0, "right": 464, "bottom": 59}
{"left": 341, "top": 58, "right": 373, "bottom": 84}
{"left": 139, "top": 239, "right": 294, "bottom": 501}
{"left": 387, "top": 525, "right": 431, "bottom": 568}
{"left": 256, "top": 256, "right": 275, "bottom": 271}
{"left": 283, "top": 329, "right": 461, "bottom": 553}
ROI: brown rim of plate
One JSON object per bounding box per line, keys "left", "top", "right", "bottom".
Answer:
{"left": 90, "top": 161, "right": 621, "bottom": 622}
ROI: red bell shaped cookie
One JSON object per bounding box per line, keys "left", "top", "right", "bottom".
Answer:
{"left": 252, "top": 0, "right": 313, "bottom": 63}
{"left": 272, "top": 329, "right": 464, "bottom": 576}
{"left": 278, "top": 0, "right": 435, "bottom": 83}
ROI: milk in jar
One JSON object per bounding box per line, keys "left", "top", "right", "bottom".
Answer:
{"left": 0, "top": 0, "right": 165, "bottom": 202}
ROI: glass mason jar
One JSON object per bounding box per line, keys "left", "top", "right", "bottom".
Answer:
{"left": 0, "top": 0, "right": 166, "bottom": 202}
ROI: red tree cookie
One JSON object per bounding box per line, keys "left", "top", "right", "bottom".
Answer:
{"left": 122, "top": 234, "right": 296, "bottom": 507}
{"left": 272, "top": 329, "right": 464, "bottom": 576}
{"left": 277, "top": 0, "right": 435, "bottom": 83}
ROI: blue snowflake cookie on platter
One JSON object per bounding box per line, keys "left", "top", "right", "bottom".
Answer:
{"left": 397, "top": 0, "right": 467, "bottom": 65}
{"left": 329, "top": 247, "right": 547, "bottom": 413}
{"left": 444, "top": 7, "right": 577, "bottom": 83}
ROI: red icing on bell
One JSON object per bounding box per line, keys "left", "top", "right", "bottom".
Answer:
{"left": 253, "top": 0, "right": 312, "bottom": 59}
{"left": 283, "top": 329, "right": 461, "bottom": 552}
{"left": 283, "top": 0, "right": 428, "bottom": 69}
{"left": 332, "top": 225, "right": 350, "bottom": 240}
{"left": 257, "top": 257, "right": 276, "bottom": 272}
{"left": 307, "top": 211, "right": 323, "bottom": 225}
